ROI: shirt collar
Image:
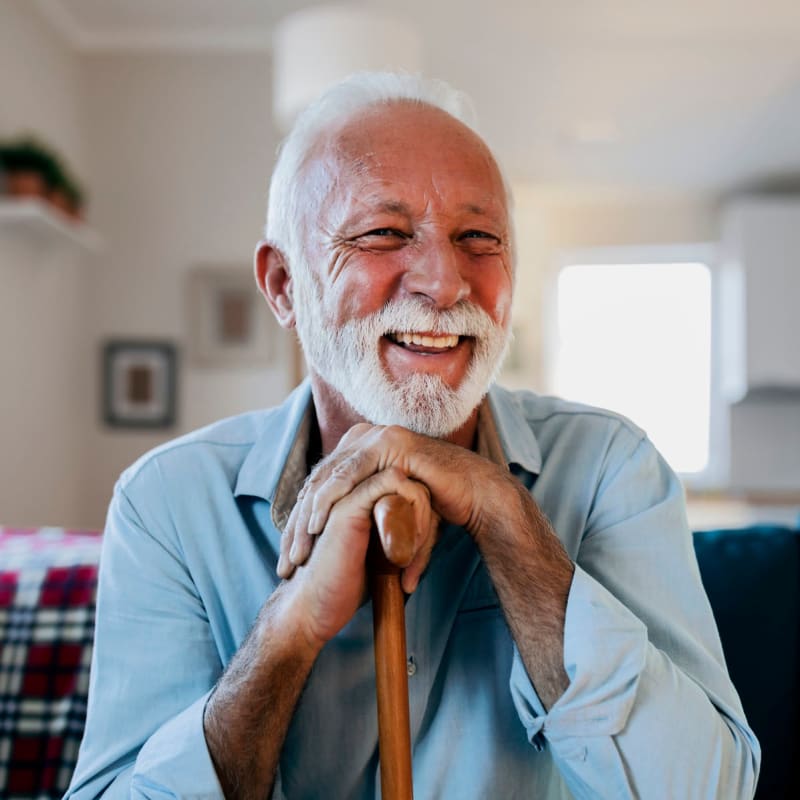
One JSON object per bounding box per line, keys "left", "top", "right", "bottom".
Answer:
{"left": 234, "top": 380, "right": 543, "bottom": 529}
{"left": 486, "top": 384, "right": 543, "bottom": 475}
{"left": 234, "top": 379, "right": 313, "bottom": 505}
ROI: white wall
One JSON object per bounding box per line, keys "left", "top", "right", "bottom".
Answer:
{"left": 79, "top": 52, "right": 294, "bottom": 526}
{"left": 2, "top": 3, "right": 789, "bottom": 527}
{"left": 1, "top": 8, "right": 295, "bottom": 528}
{"left": 505, "top": 186, "right": 718, "bottom": 391}
{"left": 0, "top": 1, "right": 87, "bottom": 172}
{"left": 0, "top": 1, "right": 92, "bottom": 527}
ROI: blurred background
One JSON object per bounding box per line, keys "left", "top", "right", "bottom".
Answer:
{"left": 1, "top": 0, "right": 799, "bottom": 530}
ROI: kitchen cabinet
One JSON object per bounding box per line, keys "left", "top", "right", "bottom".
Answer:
{"left": 719, "top": 197, "right": 800, "bottom": 400}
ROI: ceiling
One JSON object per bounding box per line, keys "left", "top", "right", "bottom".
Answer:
{"left": 32, "top": 0, "right": 800, "bottom": 196}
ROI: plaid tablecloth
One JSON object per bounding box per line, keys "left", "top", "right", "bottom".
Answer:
{"left": 0, "top": 527, "right": 102, "bottom": 799}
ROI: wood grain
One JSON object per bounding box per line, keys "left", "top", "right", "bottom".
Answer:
{"left": 370, "top": 494, "right": 415, "bottom": 800}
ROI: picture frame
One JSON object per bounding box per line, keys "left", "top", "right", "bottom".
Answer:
{"left": 102, "top": 340, "right": 177, "bottom": 428}
{"left": 186, "top": 266, "right": 282, "bottom": 367}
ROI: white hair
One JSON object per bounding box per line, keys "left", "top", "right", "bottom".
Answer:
{"left": 264, "top": 71, "right": 514, "bottom": 268}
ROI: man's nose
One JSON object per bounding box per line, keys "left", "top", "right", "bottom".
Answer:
{"left": 401, "top": 237, "right": 470, "bottom": 308}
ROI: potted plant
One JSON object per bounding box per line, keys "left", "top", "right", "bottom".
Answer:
{"left": 48, "top": 164, "right": 86, "bottom": 221}
{"left": 0, "top": 136, "right": 87, "bottom": 220}
{"left": 0, "top": 137, "right": 59, "bottom": 200}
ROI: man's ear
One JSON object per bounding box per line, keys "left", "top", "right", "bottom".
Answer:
{"left": 255, "top": 240, "right": 295, "bottom": 329}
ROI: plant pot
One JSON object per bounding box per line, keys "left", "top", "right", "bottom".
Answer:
{"left": 48, "top": 186, "right": 72, "bottom": 214}
{"left": 5, "top": 169, "right": 48, "bottom": 199}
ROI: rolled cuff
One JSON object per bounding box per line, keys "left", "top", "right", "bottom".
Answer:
{"left": 510, "top": 564, "right": 648, "bottom": 745}
{"left": 132, "top": 690, "right": 224, "bottom": 799}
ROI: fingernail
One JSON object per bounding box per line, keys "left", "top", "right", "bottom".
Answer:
{"left": 289, "top": 542, "right": 298, "bottom": 563}
{"left": 308, "top": 512, "right": 321, "bottom": 534}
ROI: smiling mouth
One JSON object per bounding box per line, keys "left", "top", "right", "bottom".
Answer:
{"left": 387, "top": 332, "right": 461, "bottom": 351}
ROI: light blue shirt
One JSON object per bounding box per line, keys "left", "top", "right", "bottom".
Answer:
{"left": 66, "top": 381, "right": 759, "bottom": 799}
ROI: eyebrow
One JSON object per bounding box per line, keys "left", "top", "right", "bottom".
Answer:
{"left": 375, "top": 200, "right": 411, "bottom": 215}
{"left": 337, "top": 200, "right": 412, "bottom": 231}
{"left": 338, "top": 197, "right": 507, "bottom": 235}
{"left": 460, "top": 202, "right": 494, "bottom": 216}
{"left": 365, "top": 199, "right": 501, "bottom": 218}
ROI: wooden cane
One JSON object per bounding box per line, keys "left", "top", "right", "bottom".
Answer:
{"left": 370, "top": 495, "right": 415, "bottom": 800}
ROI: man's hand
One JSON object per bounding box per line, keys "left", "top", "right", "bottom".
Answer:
{"left": 206, "top": 445, "right": 437, "bottom": 799}
{"left": 279, "top": 453, "right": 438, "bottom": 653}
{"left": 280, "top": 423, "right": 511, "bottom": 577}
{"left": 280, "top": 422, "right": 574, "bottom": 709}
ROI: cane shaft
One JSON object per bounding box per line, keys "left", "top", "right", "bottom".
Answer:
{"left": 370, "top": 496, "right": 415, "bottom": 800}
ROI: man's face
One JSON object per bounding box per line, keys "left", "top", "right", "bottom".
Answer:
{"left": 292, "top": 102, "right": 514, "bottom": 437}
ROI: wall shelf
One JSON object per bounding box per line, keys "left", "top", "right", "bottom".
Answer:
{"left": 0, "top": 197, "right": 101, "bottom": 254}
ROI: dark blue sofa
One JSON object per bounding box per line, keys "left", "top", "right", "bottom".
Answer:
{"left": 694, "top": 525, "right": 799, "bottom": 799}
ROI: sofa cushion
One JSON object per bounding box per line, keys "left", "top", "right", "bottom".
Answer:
{"left": 694, "top": 525, "right": 799, "bottom": 800}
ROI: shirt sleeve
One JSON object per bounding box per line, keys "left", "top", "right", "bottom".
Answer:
{"left": 509, "top": 433, "right": 761, "bottom": 799}
{"left": 64, "top": 480, "right": 225, "bottom": 799}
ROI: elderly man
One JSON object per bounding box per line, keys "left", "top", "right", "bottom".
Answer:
{"left": 67, "top": 73, "right": 759, "bottom": 799}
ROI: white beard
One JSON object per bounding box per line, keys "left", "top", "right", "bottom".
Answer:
{"left": 292, "top": 270, "right": 511, "bottom": 438}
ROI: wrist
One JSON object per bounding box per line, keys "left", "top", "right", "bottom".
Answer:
{"left": 469, "top": 468, "right": 530, "bottom": 548}
{"left": 266, "top": 579, "right": 326, "bottom": 664}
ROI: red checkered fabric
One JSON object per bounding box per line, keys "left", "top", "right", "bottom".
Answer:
{"left": 0, "top": 528, "right": 102, "bottom": 799}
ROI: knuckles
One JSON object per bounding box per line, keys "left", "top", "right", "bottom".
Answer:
{"left": 330, "top": 456, "right": 359, "bottom": 480}
{"left": 340, "top": 422, "right": 381, "bottom": 446}
{"left": 378, "top": 424, "right": 413, "bottom": 444}
{"left": 382, "top": 465, "right": 407, "bottom": 483}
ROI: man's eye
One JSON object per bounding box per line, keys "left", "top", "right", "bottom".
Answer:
{"left": 460, "top": 230, "right": 502, "bottom": 253}
{"left": 363, "top": 228, "right": 406, "bottom": 238}
{"left": 461, "top": 230, "right": 497, "bottom": 241}
{"left": 351, "top": 228, "right": 409, "bottom": 249}
{"left": 348, "top": 228, "right": 411, "bottom": 250}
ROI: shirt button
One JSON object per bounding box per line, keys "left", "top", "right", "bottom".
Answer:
{"left": 407, "top": 656, "right": 417, "bottom": 677}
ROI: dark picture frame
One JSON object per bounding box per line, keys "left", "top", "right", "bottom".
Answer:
{"left": 102, "top": 340, "right": 177, "bottom": 428}
{"left": 186, "top": 266, "right": 281, "bottom": 367}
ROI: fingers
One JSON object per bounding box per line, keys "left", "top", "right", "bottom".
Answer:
{"left": 300, "top": 423, "right": 480, "bottom": 540}
{"left": 304, "top": 425, "right": 410, "bottom": 536}
{"left": 282, "top": 466, "right": 436, "bottom": 591}
{"left": 279, "top": 480, "right": 315, "bottom": 577}
{"left": 315, "top": 468, "right": 428, "bottom": 571}
{"left": 401, "top": 509, "right": 441, "bottom": 594}
{"left": 279, "top": 424, "right": 381, "bottom": 577}
{"left": 307, "top": 449, "right": 375, "bottom": 535}
{"left": 277, "top": 523, "right": 295, "bottom": 579}
{"left": 279, "top": 422, "right": 465, "bottom": 585}
{"left": 278, "top": 478, "right": 319, "bottom": 578}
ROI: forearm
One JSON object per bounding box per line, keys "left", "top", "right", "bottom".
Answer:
{"left": 204, "top": 581, "right": 319, "bottom": 799}
{"left": 473, "top": 475, "right": 574, "bottom": 709}
{"left": 502, "top": 559, "right": 759, "bottom": 798}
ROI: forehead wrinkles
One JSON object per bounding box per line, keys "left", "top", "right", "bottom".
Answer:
{"left": 300, "top": 106, "right": 508, "bottom": 236}
{"left": 337, "top": 153, "right": 506, "bottom": 221}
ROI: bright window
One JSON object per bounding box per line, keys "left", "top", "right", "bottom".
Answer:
{"left": 554, "top": 261, "right": 712, "bottom": 474}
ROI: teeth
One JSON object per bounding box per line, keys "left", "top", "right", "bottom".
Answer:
{"left": 390, "top": 332, "right": 460, "bottom": 348}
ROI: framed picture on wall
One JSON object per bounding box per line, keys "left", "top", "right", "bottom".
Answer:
{"left": 186, "top": 266, "right": 282, "bottom": 367}
{"left": 103, "top": 340, "right": 177, "bottom": 428}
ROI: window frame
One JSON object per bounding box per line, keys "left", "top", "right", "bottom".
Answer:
{"left": 545, "top": 242, "right": 726, "bottom": 489}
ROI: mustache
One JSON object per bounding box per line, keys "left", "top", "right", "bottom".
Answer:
{"left": 359, "top": 299, "right": 500, "bottom": 338}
